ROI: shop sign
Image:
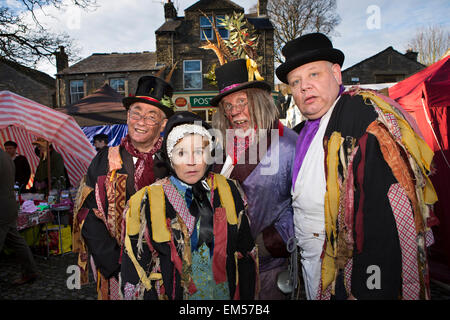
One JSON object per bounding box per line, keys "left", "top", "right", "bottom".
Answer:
{"left": 190, "top": 95, "right": 214, "bottom": 107}
{"left": 175, "top": 97, "right": 187, "bottom": 107}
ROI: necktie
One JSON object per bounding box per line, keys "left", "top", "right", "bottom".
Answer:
{"left": 292, "top": 118, "right": 321, "bottom": 191}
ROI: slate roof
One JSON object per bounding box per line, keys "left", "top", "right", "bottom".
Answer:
{"left": 57, "top": 51, "right": 161, "bottom": 75}
{"left": 0, "top": 58, "right": 55, "bottom": 88}
{"left": 185, "top": 0, "right": 243, "bottom": 12}
{"left": 155, "top": 18, "right": 183, "bottom": 33}
{"left": 342, "top": 46, "right": 425, "bottom": 73}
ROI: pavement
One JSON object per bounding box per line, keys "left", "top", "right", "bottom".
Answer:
{"left": 1, "top": 251, "right": 450, "bottom": 300}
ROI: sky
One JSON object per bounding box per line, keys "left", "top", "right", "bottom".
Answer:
{"left": 4, "top": 0, "right": 449, "bottom": 80}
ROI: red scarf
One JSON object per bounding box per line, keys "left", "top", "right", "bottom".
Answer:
{"left": 120, "top": 134, "right": 163, "bottom": 191}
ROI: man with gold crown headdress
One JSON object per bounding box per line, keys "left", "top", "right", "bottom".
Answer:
{"left": 202, "top": 12, "right": 299, "bottom": 300}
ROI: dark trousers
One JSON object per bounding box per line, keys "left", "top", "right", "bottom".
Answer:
{"left": 0, "top": 218, "right": 38, "bottom": 276}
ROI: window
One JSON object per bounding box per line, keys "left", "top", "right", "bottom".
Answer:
{"left": 70, "top": 80, "right": 84, "bottom": 103}
{"left": 183, "top": 60, "right": 202, "bottom": 90}
{"left": 200, "top": 15, "right": 229, "bottom": 40}
{"left": 200, "top": 16, "right": 213, "bottom": 40}
{"left": 216, "top": 15, "right": 229, "bottom": 39}
{"left": 110, "top": 78, "right": 126, "bottom": 96}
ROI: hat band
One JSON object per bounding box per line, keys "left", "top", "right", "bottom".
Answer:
{"left": 136, "top": 96, "right": 160, "bottom": 104}
{"left": 219, "top": 83, "right": 242, "bottom": 94}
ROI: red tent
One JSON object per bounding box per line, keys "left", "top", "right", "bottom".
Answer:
{"left": 389, "top": 56, "right": 450, "bottom": 283}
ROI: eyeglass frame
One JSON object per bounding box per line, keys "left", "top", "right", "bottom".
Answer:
{"left": 128, "top": 109, "right": 165, "bottom": 126}
{"left": 222, "top": 98, "right": 249, "bottom": 115}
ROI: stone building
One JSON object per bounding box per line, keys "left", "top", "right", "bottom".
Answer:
{"left": 0, "top": 58, "right": 56, "bottom": 107}
{"left": 55, "top": 46, "right": 162, "bottom": 108}
{"left": 342, "top": 46, "right": 425, "bottom": 85}
{"left": 155, "top": 0, "right": 274, "bottom": 122}
{"left": 55, "top": 0, "right": 274, "bottom": 123}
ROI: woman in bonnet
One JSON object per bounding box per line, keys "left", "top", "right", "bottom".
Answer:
{"left": 121, "top": 111, "right": 258, "bottom": 300}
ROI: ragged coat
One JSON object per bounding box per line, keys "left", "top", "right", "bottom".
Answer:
{"left": 120, "top": 173, "right": 258, "bottom": 300}
{"left": 294, "top": 90, "right": 438, "bottom": 300}
{"left": 72, "top": 145, "right": 169, "bottom": 299}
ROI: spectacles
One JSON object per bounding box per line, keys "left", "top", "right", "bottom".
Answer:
{"left": 129, "top": 110, "right": 161, "bottom": 125}
{"left": 223, "top": 99, "right": 248, "bottom": 114}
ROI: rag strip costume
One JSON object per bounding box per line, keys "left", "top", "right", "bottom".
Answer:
{"left": 120, "top": 173, "right": 257, "bottom": 300}
{"left": 215, "top": 120, "right": 297, "bottom": 299}
{"left": 292, "top": 89, "right": 438, "bottom": 300}
{"left": 120, "top": 113, "right": 258, "bottom": 300}
{"left": 72, "top": 135, "right": 169, "bottom": 300}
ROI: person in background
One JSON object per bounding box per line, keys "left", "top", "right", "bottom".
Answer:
{"left": 276, "top": 32, "right": 437, "bottom": 300}
{"left": 4, "top": 141, "right": 31, "bottom": 192}
{"left": 73, "top": 75, "right": 174, "bottom": 300}
{"left": 32, "top": 138, "right": 68, "bottom": 193}
{"left": 0, "top": 148, "right": 38, "bottom": 285}
{"left": 93, "top": 133, "right": 109, "bottom": 152}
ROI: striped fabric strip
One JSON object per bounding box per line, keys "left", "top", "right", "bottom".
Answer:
{"left": 388, "top": 183, "right": 421, "bottom": 300}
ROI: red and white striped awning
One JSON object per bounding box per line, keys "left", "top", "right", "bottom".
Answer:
{"left": 0, "top": 91, "right": 96, "bottom": 187}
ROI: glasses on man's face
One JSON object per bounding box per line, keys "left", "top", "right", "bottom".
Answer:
{"left": 129, "top": 110, "right": 160, "bottom": 126}
{"left": 223, "top": 98, "right": 248, "bottom": 114}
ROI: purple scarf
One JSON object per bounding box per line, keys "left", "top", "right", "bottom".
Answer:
{"left": 291, "top": 119, "right": 321, "bottom": 191}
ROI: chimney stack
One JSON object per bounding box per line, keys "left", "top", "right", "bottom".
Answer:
{"left": 164, "top": 0, "right": 177, "bottom": 21}
{"left": 55, "top": 46, "right": 68, "bottom": 73}
{"left": 404, "top": 49, "right": 418, "bottom": 62}
{"left": 257, "top": 0, "right": 268, "bottom": 16}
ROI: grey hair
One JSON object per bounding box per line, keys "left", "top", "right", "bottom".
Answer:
{"left": 212, "top": 88, "right": 279, "bottom": 147}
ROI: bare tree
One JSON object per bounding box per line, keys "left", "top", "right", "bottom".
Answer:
{"left": 0, "top": 0, "right": 97, "bottom": 67}
{"left": 267, "top": 0, "right": 341, "bottom": 64}
{"left": 408, "top": 25, "right": 450, "bottom": 66}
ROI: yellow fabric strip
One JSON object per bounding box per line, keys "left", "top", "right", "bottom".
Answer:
{"left": 322, "top": 132, "right": 342, "bottom": 293}
{"left": 124, "top": 228, "right": 152, "bottom": 290}
{"left": 127, "top": 187, "right": 149, "bottom": 236}
{"left": 150, "top": 185, "right": 170, "bottom": 242}
{"left": 213, "top": 174, "right": 238, "bottom": 225}
{"left": 359, "top": 91, "right": 437, "bottom": 205}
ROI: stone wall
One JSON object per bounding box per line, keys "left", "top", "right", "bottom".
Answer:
{"left": 156, "top": 9, "right": 274, "bottom": 92}
{"left": 0, "top": 62, "right": 55, "bottom": 107}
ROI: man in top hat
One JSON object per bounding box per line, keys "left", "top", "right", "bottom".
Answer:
{"left": 4, "top": 140, "right": 31, "bottom": 192}
{"left": 276, "top": 33, "right": 437, "bottom": 299}
{"left": 211, "top": 58, "right": 298, "bottom": 299}
{"left": 73, "top": 75, "right": 174, "bottom": 299}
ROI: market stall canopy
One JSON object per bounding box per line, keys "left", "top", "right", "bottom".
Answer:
{"left": 56, "top": 84, "right": 127, "bottom": 126}
{"left": 0, "top": 91, "right": 96, "bottom": 187}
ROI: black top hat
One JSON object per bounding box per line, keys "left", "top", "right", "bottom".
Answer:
{"left": 210, "top": 59, "right": 271, "bottom": 107}
{"left": 276, "top": 33, "right": 345, "bottom": 84}
{"left": 123, "top": 76, "right": 174, "bottom": 118}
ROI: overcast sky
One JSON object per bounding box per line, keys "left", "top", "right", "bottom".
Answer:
{"left": 6, "top": 0, "right": 449, "bottom": 80}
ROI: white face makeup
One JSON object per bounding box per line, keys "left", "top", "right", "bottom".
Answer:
{"left": 171, "top": 134, "right": 209, "bottom": 185}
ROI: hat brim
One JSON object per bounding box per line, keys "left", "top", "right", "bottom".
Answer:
{"left": 210, "top": 81, "right": 272, "bottom": 107}
{"left": 122, "top": 97, "right": 174, "bottom": 118}
{"left": 276, "top": 48, "right": 344, "bottom": 84}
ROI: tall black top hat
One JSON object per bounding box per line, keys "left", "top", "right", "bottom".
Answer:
{"left": 276, "top": 33, "right": 345, "bottom": 84}
{"left": 123, "top": 76, "right": 174, "bottom": 117}
{"left": 210, "top": 59, "right": 271, "bottom": 107}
